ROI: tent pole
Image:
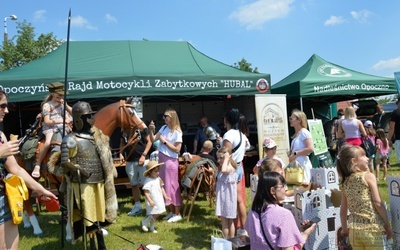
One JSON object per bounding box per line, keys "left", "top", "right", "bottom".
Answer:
{"left": 18, "top": 103, "right": 22, "bottom": 136}
{"left": 300, "top": 97, "right": 303, "bottom": 111}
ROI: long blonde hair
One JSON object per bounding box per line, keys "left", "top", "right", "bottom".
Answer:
{"left": 41, "top": 93, "right": 61, "bottom": 108}
{"left": 344, "top": 107, "right": 357, "bottom": 119}
{"left": 165, "top": 108, "right": 182, "bottom": 133}
{"left": 337, "top": 144, "right": 364, "bottom": 184}
{"left": 291, "top": 109, "right": 308, "bottom": 129}
{"left": 376, "top": 128, "right": 388, "bottom": 149}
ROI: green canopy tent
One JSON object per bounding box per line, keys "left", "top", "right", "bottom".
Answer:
{"left": 271, "top": 54, "right": 397, "bottom": 121}
{"left": 0, "top": 40, "right": 270, "bottom": 151}
{"left": 395, "top": 71, "right": 400, "bottom": 95}
{"left": 0, "top": 40, "right": 270, "bottom": 102}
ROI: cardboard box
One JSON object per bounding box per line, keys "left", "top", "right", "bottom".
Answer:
{"left": 310, "top": 167, "right": 339, "bottom": 190}
{"left": 294, "top": 187, "right": 341, "bottom": 250}
{"left": 387, "top": 176, "right": 400, "bottom": 249}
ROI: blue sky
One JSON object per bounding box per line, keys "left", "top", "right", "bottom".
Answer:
{"left": 2, "top": 0, "right": 400, "bottom": 84}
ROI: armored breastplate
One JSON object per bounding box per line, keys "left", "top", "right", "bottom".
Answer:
{"left": 70, "top": 135, "right": 104, "bottom": 183}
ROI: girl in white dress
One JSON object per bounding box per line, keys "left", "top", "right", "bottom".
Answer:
{"left": 141, "top": 161, "right": 171, "bottom": 233}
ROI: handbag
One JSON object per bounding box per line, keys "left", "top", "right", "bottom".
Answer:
{"left": 286, "top": 138, "right": 305, "bottom": 185}
{"left": 285, "top": 161, "right": 304, "bottom": 185}
{"left": 3, "top": 173, "right": 29, "bottom": 224}
{"left": 362, "top": 137, "right": 376, "bottom": 157}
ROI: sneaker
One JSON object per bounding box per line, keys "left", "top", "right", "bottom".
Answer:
{"left": 237, "top": 228, "right": 248, "bottom": 237}
{"left": 163, "top": 212, "right": 174, "bottom": 220}
{"left": 127, "top": 205, "right": 142, "bottom": 216}
{"left": 101, "top": 228, "right": 108, "bottom": 236}
{"left": 167, "top": 214, "right": 182, "bottom": 223}
{"left": 141, "top": 220, "right": 149, "bottom": 232}
{"left": 150, "top": 229, "right": 158, "bottom": 233}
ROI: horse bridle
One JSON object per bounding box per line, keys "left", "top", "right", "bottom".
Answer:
{"left": 116, "top": 100, "right": 147, "bottom": 164}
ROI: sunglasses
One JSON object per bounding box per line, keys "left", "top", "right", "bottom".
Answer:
{"left": 163, "top": 114, "right": 170, "bottom": 119}
{"left": 0, "top": 103, "right": 8, "bottom": 109}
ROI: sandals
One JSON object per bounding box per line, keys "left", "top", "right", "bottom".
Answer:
{"left": 32, "top": 164, "right": 41, "bottom": 178}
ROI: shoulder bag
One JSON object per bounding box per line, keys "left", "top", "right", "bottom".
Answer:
{"left": 284, "top": 139, "right": 305, "bottom": 185}
{"left": 231, "top": 130, "right": 242, "bottom": 153}
{"left": 361, "top": 137, "right": 375, "bottom": 157}
{"left": 4, "top": 173, "right": 29, "bottom": 224}
{"left": 258, "top": 211, "right": 274, "bottom": 249}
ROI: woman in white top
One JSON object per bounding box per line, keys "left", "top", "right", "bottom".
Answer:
{"left": 220, "top": 108, "right": 249, "bottom": 236}
{"left": 149, "top": 108, "right": 183, "bottom": 223}
{"left": 288, "top": 109, "right": 314, "bottom": 186}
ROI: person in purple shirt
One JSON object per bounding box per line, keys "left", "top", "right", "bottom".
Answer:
{"left": 245, "top": 172, "right": 315, "bottom": 249}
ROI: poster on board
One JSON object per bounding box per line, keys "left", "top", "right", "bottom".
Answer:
{"left": 255, "top": 94, "right": 289, "bottom": 165}
{"left": 307, "top": 119, "right": 334, "bottom": 167}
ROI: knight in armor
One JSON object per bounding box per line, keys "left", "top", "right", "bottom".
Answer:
{"left": 192, "top": 116, "right": 221, "bottom": 157}
{"left": 61, "top": 101, "right": 118, "bottom": 249}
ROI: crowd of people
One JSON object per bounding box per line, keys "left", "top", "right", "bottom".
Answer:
{"left": 0, "top": 82, "right": 397, "bottom": 249}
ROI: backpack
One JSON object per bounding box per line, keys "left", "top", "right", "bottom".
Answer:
{"left": 20, "top": 137, "right": 39, "bottom": 160}
{"left": 362, "top": 137, "right": 376, "bottom": 158}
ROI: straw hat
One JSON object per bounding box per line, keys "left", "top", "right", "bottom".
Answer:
{"left": 143, "top": 161, "right": 164, "bottom": 177}
{"left": 46, "top": 82, "right": 69, "bottom": 95}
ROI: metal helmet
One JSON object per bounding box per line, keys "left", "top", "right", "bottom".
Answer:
{"left": 204, "top": 126, "right": 218, "bottom": 140}
{"left": 72, "top": 101, "right": 96, "bottom": 131}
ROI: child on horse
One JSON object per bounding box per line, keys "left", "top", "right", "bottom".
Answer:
{"left": 33, "top": 82, "right": 72, "bottom": 178}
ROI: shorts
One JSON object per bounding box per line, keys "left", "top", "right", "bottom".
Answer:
{"left": 376, "top": 154, "right": 388, "bottom": 161}
{"left": 236, "top": 162, "right": 243, "bottom": 182}
{"left": 0, "top": 193, "right": 12, "bottom": 225}
{"left": 125, "top": 160, "right": 148, "bottom": 186}
{"left": 349, "top": 229, "right": 386, "bottom": 250}
{"left": 345, "top": 137, "right": 362, "bottom": 147}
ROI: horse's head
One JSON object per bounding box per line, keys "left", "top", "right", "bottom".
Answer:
{"left": 119, "top": 99, "right": 147, "bottom": 132}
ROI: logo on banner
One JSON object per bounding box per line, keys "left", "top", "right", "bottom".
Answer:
{"left": 256, "top": 78, "right": 269, "bottom": 93}
{"left": 317, "top": 64, "right": 352, "bottom": 78}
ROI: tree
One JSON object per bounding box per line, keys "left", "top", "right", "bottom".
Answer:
{"left": 233, "top": 58, "right": 259, "bottom": 73}
{"left": 0, "top": 20, "right": 62, "bottom": 71}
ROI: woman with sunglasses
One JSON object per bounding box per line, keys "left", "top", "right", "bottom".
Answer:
{"left": 148, "top": 108, "right": 183, "bottom": 223}
{"left": 0, "top": 90, "right": 57, "bottom": 249}
{"left": 245, "top": 171, "right": 315, "bottom": 249}
{"left": 288, "top": 109, "right": 314, "bottom": 186}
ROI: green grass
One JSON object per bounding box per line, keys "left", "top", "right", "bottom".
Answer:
{"left": 18, "top": 187, "right": 228, "bottom": 250}
{"left": 18, "top": 154, "right": 400, "bottom": 249}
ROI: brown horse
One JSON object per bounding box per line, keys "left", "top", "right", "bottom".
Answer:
{"left": 19, "top": 98, "right": 147, "bottom": 236}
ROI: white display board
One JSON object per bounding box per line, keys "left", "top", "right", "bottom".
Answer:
{"left": 255, "top": 94, "right": 289, "bottom": 165}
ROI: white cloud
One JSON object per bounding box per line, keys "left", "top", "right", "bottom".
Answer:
{"left": 351, "top": 9, "right": 373, "bottom": 23}
{"left": 105, "top": 14, "right": 117, "bottom": 24}
{"left": 372, "top": 57, "right": 400, "bottom": 70}
{"left": 71, "top": 15, "right": 98, "bottom": 30}
{"left": 33, "top": 10, "right": 46, "bottom": 22}
{"left": 229, "top": 0, "right": 294, "bottom": 30}
{"left": 324, "top": 15, "right": 345, "bottom": 26}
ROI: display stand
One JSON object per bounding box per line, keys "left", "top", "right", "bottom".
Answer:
{"left": 181, "top": 158, "right": 217, "bottom": 222}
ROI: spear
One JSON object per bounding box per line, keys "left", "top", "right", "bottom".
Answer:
{"left": 60, "top": 9, "right": 71, "bottom": 248}
{"left": 62, "top": 8, "right": 71, "bottom": 137}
